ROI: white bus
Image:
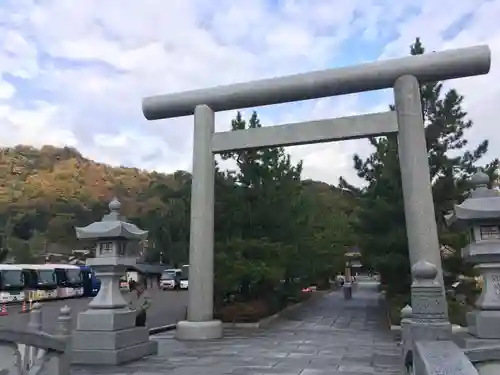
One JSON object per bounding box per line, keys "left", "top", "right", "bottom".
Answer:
{"left": 20, "top": 264, "right": 58, "bottom": 301}
{"left": 180, "top": 264, "right": 189, "bottom": 290}
{"left": 50, "top": 264, "right": 85, "bottom": 298}
{"left": 0, "top": 264, "right": 25, "bottom": 303}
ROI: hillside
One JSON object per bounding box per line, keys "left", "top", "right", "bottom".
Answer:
{"left": 0, "top": 145, "right": 354, "bottom": 265}
{"left": 0, "top": 145, "right": 181, "bottom": 263}
{"left": 0, "top": 145, "right": 174, "bottom": 210}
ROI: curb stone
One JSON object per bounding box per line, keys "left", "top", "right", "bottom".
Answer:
{"left": 149, "top": 324, "right": 177, "bottom": 335}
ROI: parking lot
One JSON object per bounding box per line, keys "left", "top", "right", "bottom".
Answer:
{"left": 0, "top": 288, "right": 188, "bottom": 334}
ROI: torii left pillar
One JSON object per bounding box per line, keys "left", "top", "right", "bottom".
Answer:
{"left": 176, "top": 105, "right": 223, "bottom": 340}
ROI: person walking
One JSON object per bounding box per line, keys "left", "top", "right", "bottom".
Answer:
{"left": 174, "top": 273, "right": 181, "bottom": 292}
{"left": 129, "top": 284, "right": 151, "bottom": 327}
{"left": 336, "top": 273, "right": 345, "bottom": 287}
{"left": 128, "top": 278, "right": 136, "bottom": 292}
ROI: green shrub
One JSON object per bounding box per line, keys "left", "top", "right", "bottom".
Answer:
{"left": 447, "top": 296, "right": 469, "bottom": 326}
{"left": 215, "top": 299, "right": 269, "bottom": 323}
{"left": 387, "top": 293, "right": 410, "bottom": 326}
{"left": 215, "top": 289, "right": 313, "bottom": 323}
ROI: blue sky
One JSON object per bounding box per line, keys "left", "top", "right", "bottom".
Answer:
{"left": 0, "top": 0, "right": 499, "bottom": 185}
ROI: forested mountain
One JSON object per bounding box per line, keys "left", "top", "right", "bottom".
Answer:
{"left": 0, "top": 143, "right": 356, "bottom": 278}
{"left": 0, "top": 145, "right": 170, "bottom": 262}
{"left": 0, "top": 145, "right": 172, "bottom": 207}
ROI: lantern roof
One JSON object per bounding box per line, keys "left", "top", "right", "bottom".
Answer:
{"left": 445, "top": 171, "right": 500, "bottom": 230}
{"left": 75, "top": 198, "right": 148, "bottom": 240}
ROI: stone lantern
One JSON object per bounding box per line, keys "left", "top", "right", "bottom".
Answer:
{"left": 446, "top": 171, "right": 500, "bottom": 368}
{"left": 71, "top": 198, "right": 158, "bottom": 365}
{"left": 343, "top": 247, "right": 361, "bottom": 299}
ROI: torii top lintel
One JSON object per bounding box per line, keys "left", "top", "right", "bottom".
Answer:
{"left": 142, "top": 45, "right": 490, "bottom": 120}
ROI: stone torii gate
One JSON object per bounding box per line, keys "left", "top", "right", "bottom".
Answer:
{"left": 142, "top": 45, "right": 491, "bottom": 341}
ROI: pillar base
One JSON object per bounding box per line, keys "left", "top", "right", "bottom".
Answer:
{"left": 454, "top": 331, "right": 500, "bottom": 369}
{"left": 176, "top": 320, "right": 223, "bottom": 341}
{"left": 72, "top": 338, "right": 157, "bottom": 365}
{"left": 467, "top": 310, "right": 500, "bottom": 339}
{"left": 72, "top": 308, "right": 158, "bottom": 365}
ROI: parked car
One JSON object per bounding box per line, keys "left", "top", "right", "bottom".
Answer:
{"left": 179, "top": 277, "right": 188, "bottom": 290}
{"left": 160, "top": 272, "right": 177, "bottom": 290}
{"left": 119, "top": 276, "right": 129, "bottom": 291}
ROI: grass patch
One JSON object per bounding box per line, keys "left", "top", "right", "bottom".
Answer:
{"left": 215, "top": 291, "right": 313, "bottom": 323}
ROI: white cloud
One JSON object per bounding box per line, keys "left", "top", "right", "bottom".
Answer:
{"left": 0, "top": 0, "right": 498, "bottom": 187}
{"left": 0, "top": 101, "right": 78, "bottom": 147}
{"left": 0, "top": 79, "right": 15, "bottom": 99}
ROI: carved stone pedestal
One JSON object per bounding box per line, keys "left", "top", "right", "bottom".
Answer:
{"left": 72, "top": 309, "right": 157, "bottom": 365}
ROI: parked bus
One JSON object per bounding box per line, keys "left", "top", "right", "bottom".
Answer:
{"left": 0, "top": 264, "right": 25, "bottom": 303}
{"left": 181, "top": 264, "right": 189, "bottom": 278}
{"left": 180, "top": 264, "right": 189, "bottom": 290}
{"left": 52, "top": 264, "right": 72, "bottom": 298}
{"left": 65, "top": 265, "right": 84, "bottom": 297}
{"left": 79, "top": 265, "right": 101, "bottom": 297}
{"left": 163, "top": 268, "right": 182, "bottom": 278}
{"left": 1, "top": 263, "right": 101, "bottom": 302}
{"left": 44, "top": 264, "right": 82, "bottom": 298}
{"left": 20, "top": 264, "right": 58, "bottom": 301}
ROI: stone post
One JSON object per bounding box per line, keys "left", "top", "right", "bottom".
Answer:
{"left": 28, "top": 302, "right": 42, "bottom": 331}
{"left": 400, "top": 305, "right": 413, "bottom": 371}
{"left": 176, "top": 105, "right": 223, "bottom": 340}
{"left": 57, "top": 305, "right": 72, "bottom": 337}
{"left": 409, "top": 261, "right": 452, "bottom": 342}
{"left": 57, "top": 305, "right": 72, "bottom": 374}
{"left": 27, "top": 302, "right": 42, "bottom": 370}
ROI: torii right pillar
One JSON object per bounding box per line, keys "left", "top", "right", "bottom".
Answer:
{"left": 394, "top": 75, "right": 451, "bottom": 341}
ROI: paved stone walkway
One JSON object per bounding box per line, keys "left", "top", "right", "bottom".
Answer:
{"left": 72, "top": 281, "right": 401, "bottom": 375}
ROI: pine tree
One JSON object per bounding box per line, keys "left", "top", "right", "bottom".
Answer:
{"left": 215, "top": 111, "right": 355, "bottom": 296}
{"left": 220, "top": 111, "right": 304, "bottom": 244}
{"left": 214, "top": 111, "right": 307, "bottom": 300}
{"left": 340, "top": 37, "right": 499, "bottom": 295}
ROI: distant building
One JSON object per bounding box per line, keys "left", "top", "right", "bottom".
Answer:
{"left": 345, "top": 246, "right": 364, "bottom": 273}
{"left": 35, "top": 252, "right": 67, "bottom": 264}
{"left": 344, "top": 246, "right": 361, "bottom": 258}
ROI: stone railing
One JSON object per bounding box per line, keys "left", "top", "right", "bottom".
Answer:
{"left": 400, "top": 305, "right": 478, "bottom": 375}
{"left": 413, "top": 341, "right": 478, "bottom": 375}
{"left": 0, "top": 302, "right": 72, "bottom": 375}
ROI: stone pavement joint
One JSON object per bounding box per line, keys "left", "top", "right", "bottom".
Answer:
{"left": 71, "top": 281, "right": 401, "bottom": 375}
